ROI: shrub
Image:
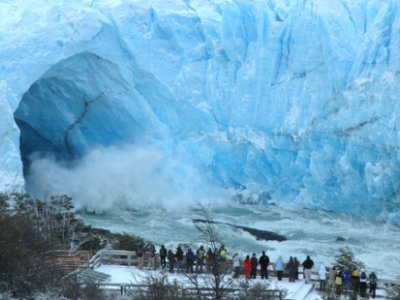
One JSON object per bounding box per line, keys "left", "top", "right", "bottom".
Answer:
{"left": 113, "top": 232, "right": 145, "bottom": 251}
{"left": 334, "top": 247, "right": 365, "bottom": 271}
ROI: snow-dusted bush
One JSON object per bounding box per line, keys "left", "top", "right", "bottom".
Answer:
{"left": 334, "top": 247, "right": 365, "bottom": 271}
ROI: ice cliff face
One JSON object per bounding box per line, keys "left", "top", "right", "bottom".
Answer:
{"left": 1, "top": 0, "right": 400, "bottom": 221}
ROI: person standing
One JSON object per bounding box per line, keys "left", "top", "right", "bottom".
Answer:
{"left": 302, "top": 255, "right": 314, "bottom": 284}
{"left": 359, "top": 269, "right": 368, "bottom": 297}
{"left": 351, "top": 269, "right": 360, "bottom": 297}
{"left": 147, "top": 244, "right": 156, "bottom": 269}
{"left": 167, "top": 249, "right": 175, "bottom": 273}
{"left": 275, "top": 256, "right": 284, "bottom": 281}
{"left": 196, "top": 245, "right": 205, "bottom": 273}
{"left": 328, "top": 266, "right": 337, "bottom": 289}
{"left": 205, "top": 248, "right": 213, "bottom": 272}
{"left": 319, "top": 266, "right": 327, "bottom": 291}
{"left": 175, "top": 246, "right": 184, "bottom": 273}
{"left": 369, "top": 272, "right": 378, "bottom": 299}
{"left": 186, "top": 247, "right": 195, "bottom": 273}
{"left": 232, "top": 253, "right": 241, "bottom": 278}
{"left": 250, "top": 253, "right": 258, "bottom": 279}
{"left": 293, "top": 257, "right": 300, "bottom": 280}
{"left": 136, "top": 246, "right": 144, "bottom": 270}
{"left": 244, "top": 255, "right": 252, "bottom": 279}
{"left": 342, "top": 268, "right": 351, "bottom": 294}
{"left": 288, "top": 257, "right": 299, "bottom": 282}
{"left": 159, "top": 245, "right": 167, "bottom": 269}
{"left": 335, "top": 270, "right": 344, "bottom": 296}
{"left": 259, "top": 251, "right": 270, "bottom": 279}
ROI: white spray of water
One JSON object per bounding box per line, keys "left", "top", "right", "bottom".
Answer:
{"left": 27, "top": 143, "right": 228, "bottom": 212}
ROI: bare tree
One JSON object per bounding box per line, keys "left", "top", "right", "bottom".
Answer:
{"left": 133, "top": 272, "right": 186, "bottom": 300}
{"left": 189, "top": 204, "right": 235, "bottom": 300}
{"left": 235, "top": 281, "right": 287, "bottom": 300}
{"left": 189, "top": 204, "right": 288, "bottom": 300}
{"left": 12, "top": 193, "right": 78, "bottom": 248}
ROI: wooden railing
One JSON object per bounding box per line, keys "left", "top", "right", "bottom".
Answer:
{"left": 97, "top": 283, "right": 286, "bottom": 300}
{"left": 89, "top": 249, "right": 138, "bottom": 269}
{"left": 49, "top": 250, "right": 90, "bottom": 270}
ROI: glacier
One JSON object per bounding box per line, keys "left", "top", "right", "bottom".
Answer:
{"left": 1, "top": 0, "right": 400, "bottom": 222}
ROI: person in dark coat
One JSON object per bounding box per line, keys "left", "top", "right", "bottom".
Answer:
{"left": 293, "top": 257, "right": 300, "bottom": 280}
{"left": 259, "top": 251, "right": 270, "bottom": 279}
{"left": 175, "top": 246, "right": 184, "bottom": 273}
{"left": 250, "top": 253, "right": 258, "bottom": 279}
{"left": 167, "top": 249, "right": 175, "bottom": 273}
{"left": 302, "top": 255, "right": 314, "bottom": 284}
{"left": 159, "top": 245, "right": 167, "bottom": 269}
{"left": 350, "top": 269, "right": 360, "bottom": 298}
{"left": 369, "top": 272, "right": 378, "bottom": 299}
{"left": 205, "top": 248, "right": 213, "bottom": 272}
{"left": 186, "top": 248, "right": 194, "bottom": 273}
{"left": 359, "top": 269, "right": 368, "bottom": 297}
{"left": 287, "top": 256, "right": 297, "bottom": 282}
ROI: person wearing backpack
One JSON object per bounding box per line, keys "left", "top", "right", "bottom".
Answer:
{"left": 369, "top": 272, "right": 378, "bottom": 299}
{"left": 359, "top": 269, "right": 368, "bottom": 297}
{"left": 196, "top": 245, "right": 205, "bottom": 273}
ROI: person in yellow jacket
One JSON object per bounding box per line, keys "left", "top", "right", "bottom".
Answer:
{"left": 218, "top": 244, "right": 227, "bottom": 260}
{"left": 335, "top": 270, "right": 344, "bottom": 296}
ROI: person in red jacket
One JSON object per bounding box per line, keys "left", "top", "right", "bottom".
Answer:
{"left": 244, "top": 255, "right": 252, "bottom": 279}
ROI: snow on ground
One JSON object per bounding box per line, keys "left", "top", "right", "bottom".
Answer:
{"left": 96, "top": 265, "right": 323, "bottom": 300}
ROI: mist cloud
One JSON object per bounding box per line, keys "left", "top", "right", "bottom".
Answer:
{"left": 27, "top": 144, "right": 227, "bottom": 212}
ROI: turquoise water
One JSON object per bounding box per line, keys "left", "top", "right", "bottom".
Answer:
{"left": 78, "top": 203, "right": 400, "bottom": 279}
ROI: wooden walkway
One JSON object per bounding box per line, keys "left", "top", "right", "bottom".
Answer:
{"left": 56, "top": 249, "right": 397, "bottom": 299}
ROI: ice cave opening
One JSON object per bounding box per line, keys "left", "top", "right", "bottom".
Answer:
{"left": 13, "top": 52, "right": 145, "bottom": 187}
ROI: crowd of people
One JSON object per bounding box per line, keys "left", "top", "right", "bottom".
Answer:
{"left": 319, "top": 266, "right": 378, "bottom": 299}
{"left": 136, "top": 244, "right": 228, "bottom": 274}
{"left": 135, "top": 244, "right": 379, "bottom": 298}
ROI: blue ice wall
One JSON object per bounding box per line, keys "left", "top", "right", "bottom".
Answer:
{"left": 2, "top": 0, "right": 400, "bottom": 221}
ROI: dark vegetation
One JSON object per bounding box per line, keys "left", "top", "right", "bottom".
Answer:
{"left": 0, "top": 192, "right": 144, "bottom": 299}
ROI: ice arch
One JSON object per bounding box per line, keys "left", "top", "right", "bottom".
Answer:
{"left": 14, "top": 52, "right": 160, "bottom": 177}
